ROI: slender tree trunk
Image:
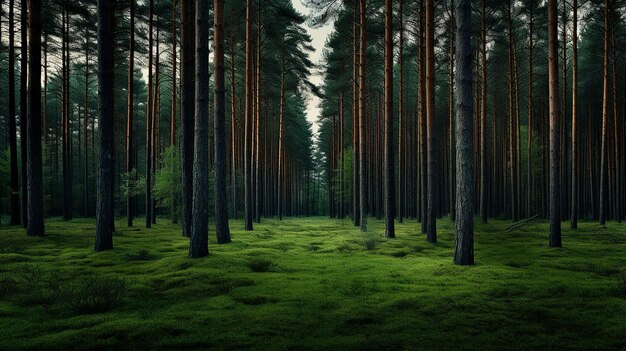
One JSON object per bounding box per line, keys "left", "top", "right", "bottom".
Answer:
{"left": 244, "top": 0, "right": 254, "bottom": 230}
{"left": 599, "top": 0, "right": 609, "bottom": 226}
{"left": 20, "top": 0, "right": 27, "bottom": 227}
{"left": 570, "top": 0, "right": 578, "bottom": 228}
{"left": 26, "top": 0, "right": 44, "bottom": 236}
{"left": 255, "top": 3, "right": 262, "bottom": 224}
{"left": 548, "top": 0, "right": 562, "bottom": 247}
{"left": 527, "top": 0, "right": 534, "bottom": 219}
{"left": 358, "top": 0, "right": 367, "bottom": 232}
{"left": 181, "top": 0, "right": 195, "bottom": 236}
{"left": 170, "top": 0, "right": 178, "bottom": 224}
{"left": 151, "top": 26, "right": 160, "bottom": 225}
{"left": 398, "top": 0, "right": 404, "bottom": 224}
{"left": 278, "top": 37, "right": 285, "bottom": 221}
{"left": 8, "top": 0, "right": 20, "bottom": 226}
{"left": 454, "top": 0, "right": 474, "bottom": 265}
{"left": 507, "top": 1, "right": 518, "bottom": 222}
{"left": 419, "top": 0, "right": 427, "bottom": 233}
{"left": 352, "top": 2, "right": 360, "bottom": 226}
{"left": 611, "top": 27, "right": 621, "bottom": 222}
{"left": 95, "top": 0, "right": 115, "bottom": 251}
{"left": 448, "top": 5, "right": 455, "bottom": 221}
{"left": 230, "top": 27, "right": 237, "bottom": 219}
{"left": 214, "top": 0, "right": 231, "bottom": 244}
{"left": 126, "top": 0, "right": 135, "bottom": 227}
{"left": 426, "top": 0, "right": 437, "bottom": 242}
{"left": 146, "top": 0, "right": 154, "bottom": 228}
{"left": 384, "top": 0, "right": 395, "bottom": 238}
{"left": 190, "top": 0, "right": 210, "bottom": 258}
{"left": 479, "top": 0, "right": 487, "bottom": 224}
{"left": 83, "top": 29, "right": 90, "bottom": 217}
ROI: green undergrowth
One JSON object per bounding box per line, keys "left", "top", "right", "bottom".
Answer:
{"left": 1, "top": 217, "right": 626, "bottom": 350}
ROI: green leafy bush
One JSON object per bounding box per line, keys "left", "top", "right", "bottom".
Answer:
{"left": 361, "top": 231, "right": 380, "bottom": 251}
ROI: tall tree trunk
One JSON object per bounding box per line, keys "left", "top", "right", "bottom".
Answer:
{"left": 8, "top": 0, "right": 20, "bottom": 225}
{"left": 126, "top": 0, "right": 135, "bottom": 227}
{"left": 611, "top": 27, "right": 621, "bottom": 222}
{"left": 190, "top": 0, "right": 210, "bottom": 258}
{"left": 244, "top": 0, "right": 254, "bottom": 230}
{"left": 352, "top": 1, "right": 360, "bottom": 227}
{"left": 548, "top": 0, "right": 562, "bottom": 247}
{"left": 479, "top": 0, "right": 487, "bottom": 224}
{"left": 146, "top": 0, "right": 154, "bottom": 228}
{"left": 527, "top": 0, "right": 534, "bottom": 218}
{"left": 255, "top": 3, "right": 262, "bottom": 224}
{"left": 84, "top": 28, "right": 90, "bottom": 217}
{"left": 20, "top": 0, "right": 27, "bottom": 227}
{"left": 384, "top": 0, "right": 395, "bottom": 238}
{"left": 448, "top": 4, "right": 455, "bottom": 221}
{"left": 95, "top": 0, "right": 115, "bottom": 251}
{"left": 599, "top": 0, "right": 609, "bottom": 225}
{"left": 570, "top": 0, "right": 578, "bottom": 228}
{"left": 398, "top": 0, "right": 404, "bottom": 224}
{"left": 426, "top": 0, "right": 437, "bottom": 242}
{"left": 507, "top": 1, "right": 518, "bottom": 221}
{"left": 170, "top": 0, "right": 178, "bottom": 224}
{"left": 152, "top": 26, "right": 160, "bottom": 225}
{"left": 418, "top": 0, "right": 427, "bottom": 233}
{"left": 358, "top": 0, "right": 367, "bottom": 232}
{"left": 62, "top": 2, "right": 73, "bottom": 221}
{"left": 278, "top": 37, "right": 285, "bottom": 221}
{"left": 181, "top": 0, "right": 195, "bottom": 236}
{"left": 230, "top": 26, "right": 237, "bottom": 219}
{"left": 26, "top": 0, "right": 44, "bottom": 236}
{"left": 454, "top": 0, "right": 474, "bottom": 265}
{"left": 214, "top": 0, "right": 231, "bottom": 244}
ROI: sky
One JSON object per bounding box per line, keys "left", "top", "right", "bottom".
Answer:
{"left": 291, "top": 0, "right": 334, "bottom": 137}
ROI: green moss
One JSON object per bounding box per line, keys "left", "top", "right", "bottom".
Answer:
{"left": 0, "top": 217, "right": 625, "bottom": 350}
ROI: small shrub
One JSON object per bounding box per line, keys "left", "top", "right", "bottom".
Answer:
{"left": 248, "top": 258, "right": 273, "bottom": 273}
{"left": 391, "top": 250, "right": 408, "bottom": 258}
{"left": 361, "top": 231, "right": 380, "bottom": 251}
{"left": 65, "top": 276, "right": 126, "bottom": 313}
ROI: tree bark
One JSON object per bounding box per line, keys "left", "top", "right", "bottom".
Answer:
{"left": 384, "top": 0, "right": 395, "bottom": 238}
{"left": 181, "top": 0, "right": 196, "bottom": 236}
{"left": 190, "top": 0, "right": 210, "bottom": 258}
{"left": 8, "top": 0, "right": 20, "bottom": 226}
{"left": 352, "top": 1, "right": 360, "bottom": 227}
{"left": 426, "top": 0, "right": 437, "bottom": 242}
{"left": 95, "top": 0, "right": 115, "bottom": 251}
{"left": 244, "top": 0, "right": 254, "bottom": 230}
{"left": 146, "top": 0, "right": 154, "bottom": 228}
{"left": 418, "top": 0, "right": 427, "bottom": 233}
{"left": 358, "top": 0, "right": 368, "bottom": 232}
{"left": 20, "top": 0, "right": 28, "bottom": 226}
{"left": 454, "top": 0, "right": 474, "bottom": 265}
{"left": 548, "top": 0, "right": 562, "bottom": 247}
{"left": 26, "top": 0, "right": 44, "bottom": 237}
{"left": 126, "top": 0, "right": 135, "bottom": 227}
{"left": 599, "top": 0, "right": 609, "bottom": 226}
{"left": 214, "top": 0, "right": 232, "bottom": 244}
{"left": 570, "top": 0, "right": 578, "bottom": 228}
{"left": 479, "top": 0, "right": 487, "bottom": 224}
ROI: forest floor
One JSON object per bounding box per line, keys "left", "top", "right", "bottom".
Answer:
{"left": 1, "top": 217, "right": 626, "bottom": 350}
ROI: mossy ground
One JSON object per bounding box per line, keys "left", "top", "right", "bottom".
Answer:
{"left": 1, "top": 216, "right": 626, "bottom": 350}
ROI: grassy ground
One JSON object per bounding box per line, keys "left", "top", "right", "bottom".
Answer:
{"left": 1, "top": 216, "right": 626, "bottom": 350}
